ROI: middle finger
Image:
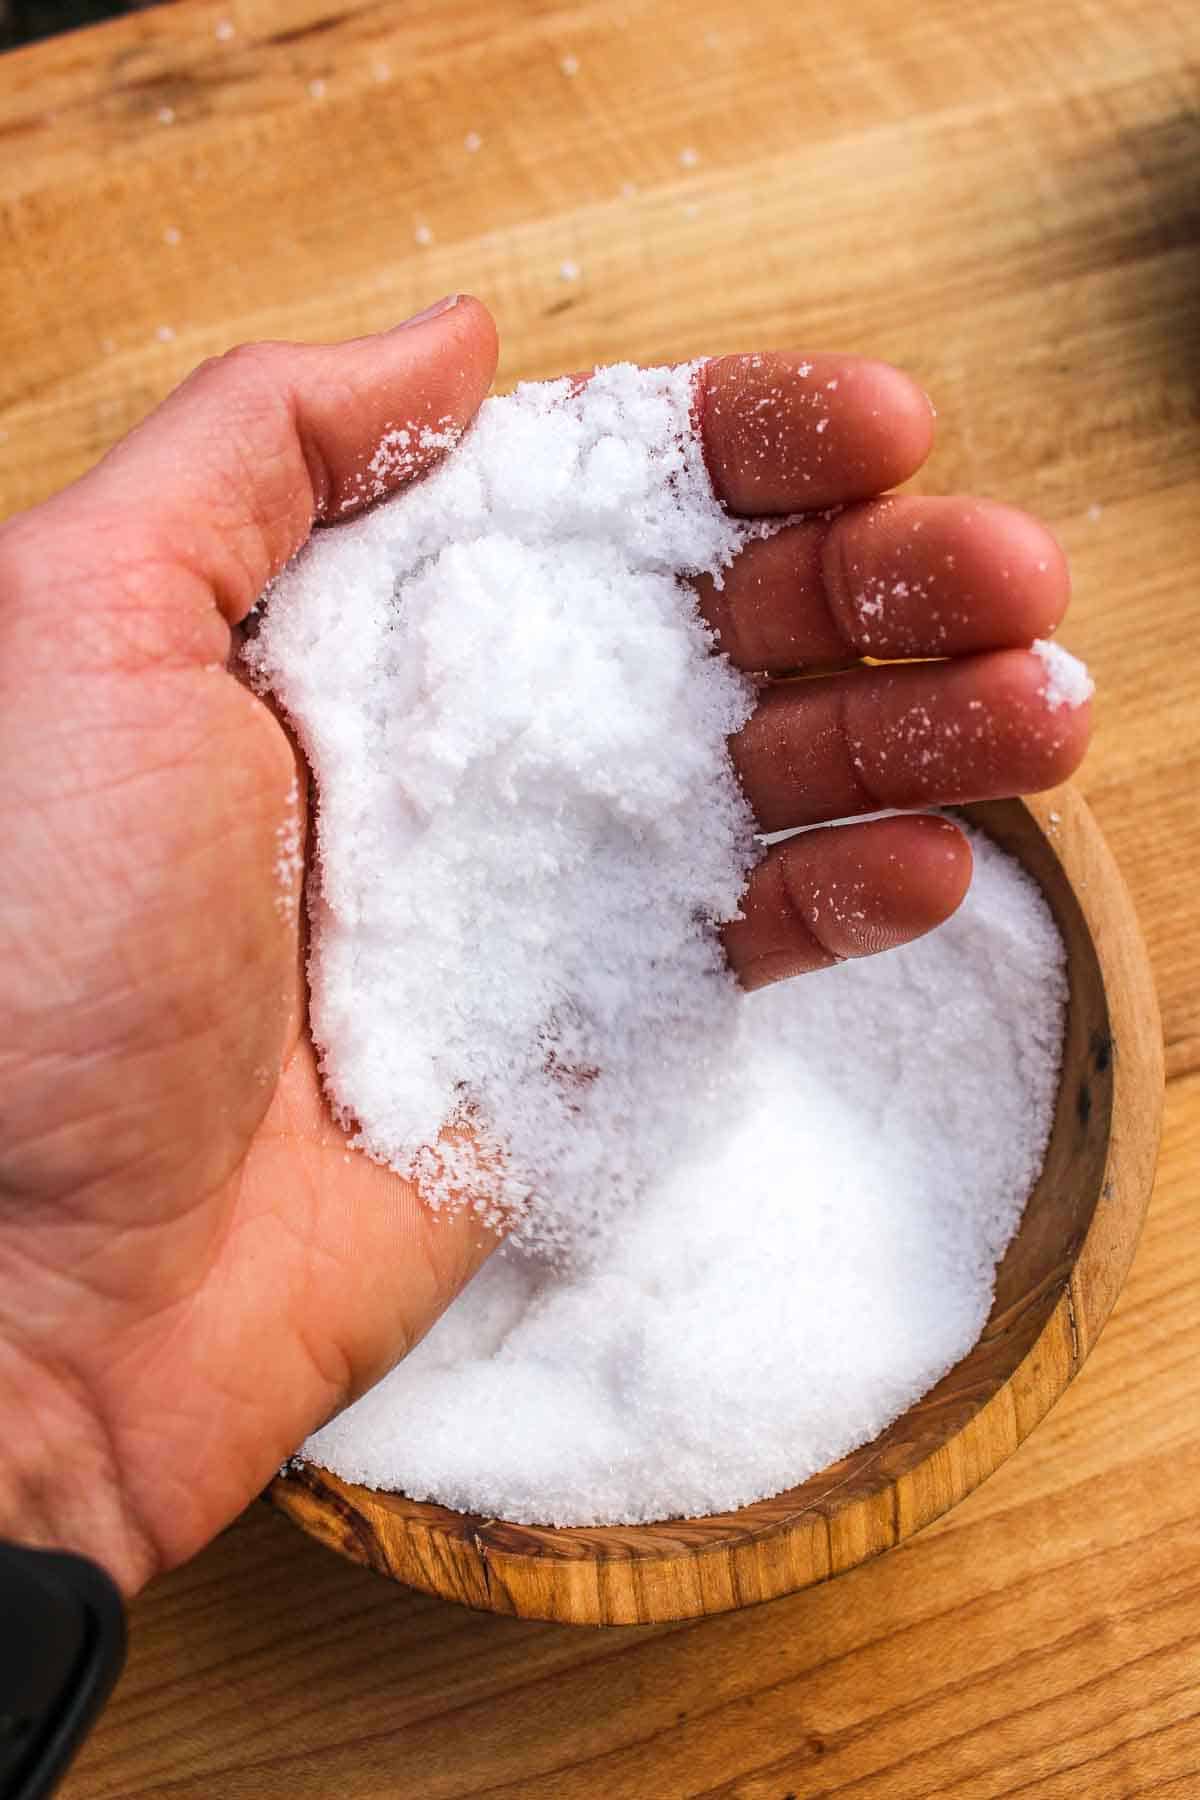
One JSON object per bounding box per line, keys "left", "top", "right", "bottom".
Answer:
{"left": 696, "top": 495, "right": 1070, "bottom": 674}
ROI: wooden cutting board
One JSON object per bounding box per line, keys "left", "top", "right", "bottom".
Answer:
{"left": 2, "top": 0, "right": 1199, "bottom": 1792}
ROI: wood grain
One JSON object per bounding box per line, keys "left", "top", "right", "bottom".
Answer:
{"left": 1, "top": 0, "right": 1194, "bottom": 1788}
{"left": 265, "top": 788, "right": 1162, "bottom": 1625}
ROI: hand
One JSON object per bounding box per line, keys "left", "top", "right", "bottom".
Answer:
{"left": 0, "top": 297, "right": 1088, "bottom": 1593}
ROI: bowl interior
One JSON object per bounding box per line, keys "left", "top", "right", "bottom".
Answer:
{"left": 268, "top": 794, "right": 1143, "bottom": 1623}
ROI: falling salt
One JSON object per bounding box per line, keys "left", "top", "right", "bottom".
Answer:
{"left": 252, "top": 364, "right": 1071, "bottom": 1525}
{"left": 1032, "top": 638, "right": 1094, "bottom": 710}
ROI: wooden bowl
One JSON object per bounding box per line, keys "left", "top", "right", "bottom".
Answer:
{"left": 267, "top": 787, "right": 1163, "bottom": 1625}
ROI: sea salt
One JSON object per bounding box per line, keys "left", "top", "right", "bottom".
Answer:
{"left": 1033, "top": 637, "right": 1094, "bottom": 710}
{"left": 302, "top": 829, "right": 1066, "bottom": 1523}
{"left": 249, "top": 364, "right": 757, "bottom": 1253}
{"left": 252, "top": 364, "right": 1070, "bottom": 1524}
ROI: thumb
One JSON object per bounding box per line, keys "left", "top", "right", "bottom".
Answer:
{"left": 2, "top": 295, "right": 499, "bottom": 633}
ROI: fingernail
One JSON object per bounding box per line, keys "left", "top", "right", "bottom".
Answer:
{"left": 397, "top": 294, "right": 460, "bottom": 330}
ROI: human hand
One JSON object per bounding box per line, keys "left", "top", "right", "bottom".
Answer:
{"left": 0, "top": 296, "right": 1088, "bottom": 1593}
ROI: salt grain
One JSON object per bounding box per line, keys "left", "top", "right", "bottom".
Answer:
{"left": 558, "top": 258, "right": 581, "bottom": 282}
{"left": 560, "top": 53, "right": 580, "bottom": 76}
{"left": 252, "top": 364, "right": 1069, "bottom": 1526}
{"left": 414, "top": 224, "right": 433, "bottom": 246}
{"left": 464, "top": 130, "right": 482, "bottom": 152}
{"left": 679, "top": 146, "right": 700, "bottom": 167}
{"left": 1032, "top": 638, "right": 1094, "bottom": 710}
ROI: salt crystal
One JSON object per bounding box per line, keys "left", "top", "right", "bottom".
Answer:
{"left": 155, "top": 324, "right": 175, "bottom": 342}
{"left": 1032, "top": 638, "right": 1094, "bottom": 710}
{"left": 1087, "top": 502, "right": 1103, "bottom": 522}
{"left": 157, "top": 106, "right": 175, "bottom": 125}
{"left": 308, "top": 78, "right": 327, "bottom": 101}
{"left": 163, "top": 225, "right": 182, "bottom": 246}
{"left": 215, "top": 18, "right": 234, "bottom": 41}
{"left": 679, "top": 146, "right": 700, "bottom": 167}
{"left": 252, "top": 364, "right": 1069, "bottom": 1526}
{"left": 464, "top": 130, "right": 482, "bottom": 152}
{"left": 558, "top": 258, "right": 581, "bottom": 282}
{"left": 414, "top": 223, "right": 433, "bottom": 246}
{"left": 560, "top": 53, "right": 580, "bottom": 76}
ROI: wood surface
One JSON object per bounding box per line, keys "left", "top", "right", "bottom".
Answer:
{"left": 1, "top": 0, "right": 1196, "bottom": 1788}
{"left": 265, "top": 788, "right": 1162, "bottom": 1626}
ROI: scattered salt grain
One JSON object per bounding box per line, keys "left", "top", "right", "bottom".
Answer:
{"left": 558, "top": 258, "right": 581, "bottom": 282}
{"left": 1087, "top": 502, "right": 1103, "bottom": 522}
{"left": 163, "top": 225, "right": 182, "bottom": 246}
{"left": 155, "top": 324, "right": 175, "bottom": 343}
{"left": 1032, "top": 638, "right": 1094, "bottom": 710}
{"left": 560, "top": 53, "right": 580, "bottom": 76}
{"left": 157, "top": 106, "right": 175, "bottom": 125}
{"left": 679, "top": 145, "right": 700, "bottom": 167}
{"left": 215, "top": 18, "right": 234, "bottom": 41}
{"left": 414, "top": 223, "right": 433, "bottom": 246}
{"left": 464, "top": 130, "right": 482, "bottom": 152}
{"left": 308, "top": 78, "right": 327, "bottom": 101}
{"left": 252, "top": 363, "right": 1070, "bottom": 1526}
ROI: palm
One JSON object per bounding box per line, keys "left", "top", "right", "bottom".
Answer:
{"left": 0, "top": 301, "right": 1087, "bottom": 1592}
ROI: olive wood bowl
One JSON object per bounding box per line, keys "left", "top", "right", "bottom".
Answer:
{"left": 267, "top": 787, "right": 1163, "bottom": 1625}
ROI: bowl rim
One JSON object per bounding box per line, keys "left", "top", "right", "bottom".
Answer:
{"left": 266, "top": 786, "right": 1164, "bottom": 1624}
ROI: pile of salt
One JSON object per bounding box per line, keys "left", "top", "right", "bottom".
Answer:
{"left": 250, "top": 363, "right": 1077, "bottom": 1525}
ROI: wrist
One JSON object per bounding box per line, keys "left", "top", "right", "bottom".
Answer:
{"left": 0, "top": 1332, "right": 157, "bottom": 1597}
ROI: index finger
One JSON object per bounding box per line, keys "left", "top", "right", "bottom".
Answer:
{"left": 699, "top": 352, "right": 936, "bottom": 515}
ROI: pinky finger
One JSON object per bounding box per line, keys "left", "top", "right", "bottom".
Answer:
{"left": 723, "top": 814, "right": 972, "bottom": 992}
